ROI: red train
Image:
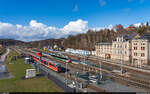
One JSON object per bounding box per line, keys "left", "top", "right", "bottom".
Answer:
{"left": 30, "top": 52, "right": 62, "bottom": 72}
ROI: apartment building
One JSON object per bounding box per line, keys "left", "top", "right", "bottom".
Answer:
{"left": 96, "top": 43, "right": 112, "bottom": 58}
{"left": 95, "top": 34, "right": 150, "bottom": 65}
{"left": 131, "top": 35, "right": 150, "bottom": 65}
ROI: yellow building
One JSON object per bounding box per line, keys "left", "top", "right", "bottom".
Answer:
{"left": 95, "top": 34, "right": 150, "bottom": 65}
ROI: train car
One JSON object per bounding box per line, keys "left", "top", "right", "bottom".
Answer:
{"left": 30, "top": 53, "right": 61, "bottom": 72}
{"left": 48, "top": 53, "right": 71, "bottom": 63}
{"left": 31, "top": 49, "right": 71, "bottom": 63}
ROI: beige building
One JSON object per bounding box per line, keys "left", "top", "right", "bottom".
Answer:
{"left": 131, "top": 35, "right": 150, "bottom": 65}
{"left": 96, "top": 43, "right": 112, "bottom": 59}
{"left": 95, "top": 34, "right": 150, "bottom": 65}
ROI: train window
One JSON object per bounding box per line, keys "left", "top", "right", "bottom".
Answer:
{"left": 57, "top": 64, "right": 61, "bottom": 68}
{"left": 43, "top": 61, "right": 48, "bottom": 65}
{"left": 48, "top": 63, "right": 55, "bottom": 67}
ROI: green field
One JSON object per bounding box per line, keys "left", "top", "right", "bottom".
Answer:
{"left": 0, "top": 50, "right": 64, "bottom": 92}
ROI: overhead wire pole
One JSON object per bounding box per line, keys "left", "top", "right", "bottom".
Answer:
{"left": 66, "top": 62, "right": 68, "bottom": 86}
{"left": 99, "top": 60, "right": 102, "bottom": 81}
{"left": 120, "top": 37, "right": 123, "bottom": 74}
{"left": 83, "top": 53, "right": 86, "bottom": 73}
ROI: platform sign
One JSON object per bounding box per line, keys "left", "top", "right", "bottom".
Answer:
{"left": 25, "top": 69, "right": 36, "bottom": 78}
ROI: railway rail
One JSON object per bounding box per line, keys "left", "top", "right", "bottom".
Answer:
{"left": 19, "top": 48, "right": 150, "bottom": 91}
{"left": 18, "top": 49, "right": 106, "bottom": 92}
{"left": 43, "top": 50, "right": 150, "bottom": 91}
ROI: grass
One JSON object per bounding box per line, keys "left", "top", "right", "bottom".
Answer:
{"left": 0, "top": 50, "right": 64, "bottom": 92}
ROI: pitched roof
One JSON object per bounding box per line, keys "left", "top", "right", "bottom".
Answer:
{"left": 133, "top": 34, "right": 150, "bottom": 40}
{"left": 118, "top": 34, "right": 137, "bottom": 41}
{"left": 96, "top": 42, "right": 112, "bottom": 45}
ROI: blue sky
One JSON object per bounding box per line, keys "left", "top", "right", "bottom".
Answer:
{"left": 0, "top": 0, "right": 150, "bottom": 27}
{"left": 0, "top": 0, "right": 150, "bottom": 41}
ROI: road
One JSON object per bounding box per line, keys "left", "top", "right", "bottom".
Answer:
{"left": 0, "top": 48, "right": 10, "bottom": 63}
{"left": 0, "top": 48, "right": 13, "bottom": 79}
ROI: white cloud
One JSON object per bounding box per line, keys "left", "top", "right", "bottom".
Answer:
{"left": 91, "top": 27, "right": 105, "bottom": 31}
{"left": 139, "top": 0, "right": 145, "bottom": 3}
{"left": 99, "top": 0, "right": 106, "bottom": 7}
{"left": 62, "top": 19, "right": 88, "bottom": 34}
{"left": 133, "top": 22, "right": 147, "bottom": 27}
{"left": 133, "top": 23, "right": 142, "bottom": 27}
{"left": 91, "top": 24, "right": 115, "bottom": 31}
{"left": 0, "top": 19, "right": 88, "bottom": 42}
{"left": 127, "top": 0, "right": 145, "bottom": 3}
{"left": 73, "top": 4, "right": 78, "bottom": 12}
{"left": 124, "top": 8, "right": 131, "bottom": 12}
{"left": 128, "top": 0, "right": 133, "bottom": 2}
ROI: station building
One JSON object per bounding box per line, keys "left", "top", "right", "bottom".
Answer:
{"left": 95, "top": 34, "right": 150, "bottom": 65}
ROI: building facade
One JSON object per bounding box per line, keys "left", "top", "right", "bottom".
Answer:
{"left": 95, "top": 34, "right": 150, "bottom": 65}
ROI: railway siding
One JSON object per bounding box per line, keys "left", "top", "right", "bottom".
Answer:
{"left": 29, "top": 49, "right": 150, "bottom": 91}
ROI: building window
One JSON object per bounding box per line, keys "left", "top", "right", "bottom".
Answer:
{"left": 125, "top": 51, "right": 126, "bottom": 54}
{"left": 134, "top": 47, "right": 137, "bottom": 50}
{"left": 125, "top": 44, "right": 127, "bottom": 48}
{"left": 114, "top": 44, "right": 116, "bottom": 48}
{"left": 118, "top": 45, "right": 119, "bottom": 48}
{"left": 141, "top": 53, "right": 145, "bottom": 57}
{"left": 134, "top": 43, "right": 137, "bottom": 45}
{"left": 120, "top": 50, "right": 122, "bottom": 54}
{"left": 134, "top": 52, "right": 137, "bottom": 56}
{"left": 141, "top": 43, "right": 145, "bottom": 45}
{"left": 120, "top": 44, "right": 122, "bottom": 48}
{"left": 141, "top": 47, "right": 145, "bottom": 50}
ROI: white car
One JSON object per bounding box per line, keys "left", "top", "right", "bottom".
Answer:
{"left": 89, "top": 79, "right": 97, "bottom": 83}
{"left": 89, "top": 75, "right": 98, "bottom": 83}
{"left": 89, "top": 75, "right": 97, "bottom": 79}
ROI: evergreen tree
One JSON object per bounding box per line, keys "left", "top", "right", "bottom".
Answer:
{"left": 146, "top": 21, "right": 149, "bottom": 27}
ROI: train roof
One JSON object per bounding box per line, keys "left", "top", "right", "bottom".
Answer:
{"left": 30, "top": 53, "right": 60, "bottom": 65}
{"left": 48, "top": 52, "right": 68, "bottom": 58}
{"left": 43, "top": 58, "right": 60, "bottom": 65}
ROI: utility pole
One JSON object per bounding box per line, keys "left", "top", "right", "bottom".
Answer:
{"left": 66, "top": 62, "right": 68, "bottom": 86}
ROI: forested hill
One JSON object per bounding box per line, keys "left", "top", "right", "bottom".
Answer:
{"left": 27, "top": 24, "right": 150, "bottom": 51}
{"left": 0, "top": 39, "right": 24, "bottom": 47}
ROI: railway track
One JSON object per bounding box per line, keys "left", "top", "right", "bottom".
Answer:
{"left": 25, "top": 49, "right": 150, "bottom": 91}
{"left": 21, "top": 49, "right": 106, "bottom": 92}
{"left": 59, "top": 73, "right": 107, "bottom": 92}
{"left": 64, "top": 52, "right": 150, "bottom": 75}
{"left": 43, "top": 50, "right": 150, "bottom": 91}
{"left": 83, "top": 64, "right": 150, "bottom": 91}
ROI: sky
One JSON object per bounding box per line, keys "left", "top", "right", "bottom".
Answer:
{"left": 0, "top": 0, "right": 150, "bottom": 41}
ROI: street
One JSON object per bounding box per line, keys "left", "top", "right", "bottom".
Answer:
{"left": 0, "top": 48, "right": 13, "bottom": 79}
